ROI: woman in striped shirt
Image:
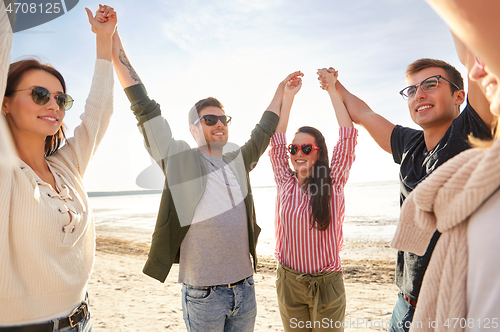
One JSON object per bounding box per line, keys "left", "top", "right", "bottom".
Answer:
{"left": 269, "top": 68, "right": 357, "bottom": 332}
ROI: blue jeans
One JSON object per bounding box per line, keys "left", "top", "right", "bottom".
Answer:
{"left": 181, "top": 276, "right": 257, "bottom": 332}
{"left": 388, "top": 293, "right": 415, "bottom": 332}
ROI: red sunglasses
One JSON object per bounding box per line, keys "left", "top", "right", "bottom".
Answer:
{"left": 288, "top": 143, "right": 320, "bottom": 156}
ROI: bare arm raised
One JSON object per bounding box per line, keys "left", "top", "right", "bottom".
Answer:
{"left": 275, "top": 71, "right": 303, "bottom": 133}
{"left": 98, "top": 12, "right": 183, "bottom": 165}
{"left": 85, "top": 5, "right": 116, "bottom": 61}
{"left": 317, "top": 68, "right": 353, "bottom": 128}
{"left": 90, "top": 5, "right": 139, "bottom": 88}
{"left": 319, "top": 69, "right": 395, "bottom": 153}
{"left": 451, "top": 32, "right": 495, "bottom": 128}
{"left": 92, "top": 5, "right": 140, "bottom": 89}
{"left": 111, "top": 32, "right": 142, "bottom": 89}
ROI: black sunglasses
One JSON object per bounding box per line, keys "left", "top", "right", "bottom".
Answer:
{"left": 399, "top": 75, "right": 460, "bottom": 100}
{"left": 288, "top": 143, "right": 320, "bottom": 156}
{"left": 193, "top": 114, "right": 232, "bottom": 126}
{"left": 12, "top": 86, "right": 74, "bottom": 111}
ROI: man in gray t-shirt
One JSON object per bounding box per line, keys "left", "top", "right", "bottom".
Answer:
{"left": 110, "top": 28, "right": 302, "bottom": 331}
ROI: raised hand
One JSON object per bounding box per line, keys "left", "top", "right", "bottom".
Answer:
{"left": 317, "top": 67, "right": 338, "bottom": 91}
{"left": 318, "top": 67, "right": 353, "bottom": 127}
{"left": 274, "top": 71, "right": 303, "bottom": 133}
{"left": 284, "top": 71, "right": 304, "bottom": 96}
{"left": 279, "top": 71, "right": 302, "bottom": 88}
{"left": 85, "top": 5, "right": 116, "bottom": 61}
{"left": 85, "top": 4, "right": 117, "bottom": 36}
{"left": 267, "top": 71, "right": 303, "bottom": 117}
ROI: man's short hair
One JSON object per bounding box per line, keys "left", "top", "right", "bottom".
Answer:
{"left": 405, "top": 58, "right": 464, "bottom": 93}
{"left": 188, "top": 97, "right": 225, "bottom": 125}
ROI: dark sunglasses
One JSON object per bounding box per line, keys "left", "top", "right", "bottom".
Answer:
{"left": 12, "top": 86, "right": 74, "bottom": 111}
{"left": 193, "top": 114, "right": 232, "bottom": 126}
{"left": 288, "top": 143, "right": 320, "bottom": 156}
{"left": 399, "top": 75, "right": 460, "bottom": 100}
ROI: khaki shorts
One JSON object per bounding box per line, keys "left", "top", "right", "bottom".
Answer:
{"left": 276, "top": 263, "right": 346, "bottom": 332}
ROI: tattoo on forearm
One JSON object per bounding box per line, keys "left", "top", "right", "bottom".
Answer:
{"left": 119, "top": 49, "right": 141, "bottom": 83}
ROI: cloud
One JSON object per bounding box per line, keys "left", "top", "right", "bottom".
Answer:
{"left": 162, "top": 0, "right": 283, "bottom": 52}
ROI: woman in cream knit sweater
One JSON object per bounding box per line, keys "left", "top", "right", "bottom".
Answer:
{"left": 0, "top": 5, "right": 116, "bottom": 330}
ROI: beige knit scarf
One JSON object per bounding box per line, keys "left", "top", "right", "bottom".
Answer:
{"left": 391, "top": 139, "right": 500, "bottom": 332}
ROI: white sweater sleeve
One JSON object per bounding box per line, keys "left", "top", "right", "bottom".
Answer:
{"left": 49, "top": 60, "right": 114, "bottom": 177}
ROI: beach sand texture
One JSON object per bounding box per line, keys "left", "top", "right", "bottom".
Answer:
{"left": 89, "top": 229, "right": 398, "bottom": 331}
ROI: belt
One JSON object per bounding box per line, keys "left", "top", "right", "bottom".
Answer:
{"left": 226, "top": 276, "right": 248, "bottom": 288}
{"left": 404, "top": 294, "right": 417, "bottom": 307}
{"left": 0, "top": 302, "right": 88, "bottom": 332}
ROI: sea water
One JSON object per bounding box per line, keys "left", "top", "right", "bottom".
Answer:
{"left": 91, "top": 180, "right": 400, "bottom": 245}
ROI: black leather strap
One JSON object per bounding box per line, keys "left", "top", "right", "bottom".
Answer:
{"left": 227, "top": 276, "right": 249, "bottom": 288}
{"left": 0, "top": 322, "right": 54, "bottom": 332}
{"left": 0, "top": 303, "right": 88, "bottom": 332}
{"left": 0, "top": 323, "right": 53, "bottom": 332}
{"left": 58, "top": 303, "right": 88, "bottom": 329}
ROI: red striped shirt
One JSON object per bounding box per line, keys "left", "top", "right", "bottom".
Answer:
{"left": 269, "top": 128, "right": 358, "bottom": 274}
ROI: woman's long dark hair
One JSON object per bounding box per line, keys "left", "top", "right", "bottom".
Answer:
{"left": 4, "top": 59, "right": 67, "bottom": 157}
{"left": 296, "top": 126, "right": 331, "bottom": 231}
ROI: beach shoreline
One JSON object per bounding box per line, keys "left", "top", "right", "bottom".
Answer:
{"left": 89, "top": 231, "right": 398, "bottom": 331}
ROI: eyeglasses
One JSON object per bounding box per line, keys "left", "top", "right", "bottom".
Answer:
{"left": 12, "top": 86, "right": 74, "bottom": 111}
{"left": 474, "top": 54, "right": 485, "bottom": 71}
{"left": 288, "top": 143, "right": 320, "bottom": 156}
{"left": 193, "top": 114, "right": 232, "bottom": 126}
{"left": 399, "top": 75, "right": 460, "bottom": 100}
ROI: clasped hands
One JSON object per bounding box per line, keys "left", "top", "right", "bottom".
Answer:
{"left": 282, "top": 67, "right": 340, "bottom": 97}
{"left": 85, "top": 4, "right": 117, "bottom": 35}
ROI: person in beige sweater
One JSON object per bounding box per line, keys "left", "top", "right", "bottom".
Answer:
{"left": 392, "top": 2, "right": 500, "bottom": 331}
{"left": 0, "top": 5, "right": 116, "bottom": 330}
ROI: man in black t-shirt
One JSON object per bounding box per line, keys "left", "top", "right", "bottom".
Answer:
{"left": 320, "top": 43, "right": 494, "bottom": 332}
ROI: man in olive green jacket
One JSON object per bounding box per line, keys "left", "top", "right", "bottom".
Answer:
{"left": 111, "top": 29, "right": 302, "bottom": 331}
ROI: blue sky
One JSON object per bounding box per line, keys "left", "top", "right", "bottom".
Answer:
{"left": 9, "top": 0, "right": 466, "bottom": 191}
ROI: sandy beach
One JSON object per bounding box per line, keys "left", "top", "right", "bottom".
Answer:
{"left": 89, "top": 226, "right": 398, "bottom": 331}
